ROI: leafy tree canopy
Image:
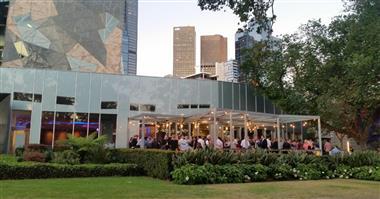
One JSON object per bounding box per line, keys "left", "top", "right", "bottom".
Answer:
{"left": 199, "top": 0, "right": 380, "bottom": 147}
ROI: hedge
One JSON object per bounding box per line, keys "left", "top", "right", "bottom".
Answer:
{"left": 171, "top": 163, "right": 380, "bottom": 185}
{"left": 0, "top": 162, "right": 143, "bottom": 180}
{"left": 109, "top": 149, "right": 176, "bottom": 179}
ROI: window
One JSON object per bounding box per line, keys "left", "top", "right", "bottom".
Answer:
{"left": 34, "top": 94, "right": 42, "bottom": 103}
{"left": 141, "top": 104, "right": 155, "bottom": 112}
{"left": 177, "top": 104, "right": 189, "bottom": 109}
{"left": 199, "top": 104, "right": 210, "bottom": 109}
{"left": 56, "top": 96, "right": 75, "bottom": 105}
{"left": 130, "top": 104, "right": 139, "bottom": 111}
{"left": 101, "top": 101, "right": 117, "bottom": 109}
{"left": 190, "top": 104, "right": 198, "bottom": 109}
{"left": 13, "top": 92, "right": 33, "bottom": 102}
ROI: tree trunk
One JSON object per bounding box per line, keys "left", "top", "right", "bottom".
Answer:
{"left": 335, "top": 132, "right": 345, "bottom": 149}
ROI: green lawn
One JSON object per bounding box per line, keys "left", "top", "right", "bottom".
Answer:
{"left": 0, "top": 177, "right": 379, "bottom": 199}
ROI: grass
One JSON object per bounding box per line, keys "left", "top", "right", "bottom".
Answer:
{"left": 0, "top": 177, "right": 379, "bottom": 199}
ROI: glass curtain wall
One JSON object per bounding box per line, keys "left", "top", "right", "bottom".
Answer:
{"left": 40, "top": 112, "right": 55, "bottom": 145}
{"left": 73, "top": 113, "right": 88, "bottom": 137}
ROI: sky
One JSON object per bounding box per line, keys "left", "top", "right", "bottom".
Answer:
{"left": 137, "top": 0, "right": 345, "bottom": 77}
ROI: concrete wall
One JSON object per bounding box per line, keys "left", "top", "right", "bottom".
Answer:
{"left": 0, "top": 95, "right": 10, "bottom": 153}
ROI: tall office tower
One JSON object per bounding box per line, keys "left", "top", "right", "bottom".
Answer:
{"left": 235, "top": 23, "right": 269, "bottom": 82}
{"left": 200, "top": 35, "right": 227, "bottom": 75}
{"left": 173, "top": 26, "right": 196, "bottom": 77}
{"left": 0, "top": 0, "right": 9, "bottom": 66}
{"left": 122, "top": 0, "right": 138, "bottom": 75}
{"left": 2, "top": 0, "right": 135, "bottom": 75}
{"left": 216, "top": 60, "right": 239, "bottom": 83}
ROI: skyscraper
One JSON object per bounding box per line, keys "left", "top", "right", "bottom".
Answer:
{"left": 173, "top": 26, "right": 196, "bottom": 77}
{"left": 216, "top": 60, "right": 239, "bottom": 83}
{"left": 200, "top": 35, "right": 227, "bottom": 75}
{"left": 2, "top": 0, "right": 137, "bottom": 75}
{"left": 122, "top": 0, "right": 138, "bottom": 75}
{"left": 235, "top": 23, "right": 270, "bottom": 82}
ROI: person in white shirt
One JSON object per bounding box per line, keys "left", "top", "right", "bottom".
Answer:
{"left": 266, "top": 137, "right": 272, "bottom": 149}
{"left": 214, "top": 137, "right": 224, "bottom": 150}
{"left": 206, "top": 135, "right": 213, "bottom": 147}
{"left": 178, "top": 136, "right": 191, "bottom": 151}
{"left": 197, "top": 136, "right": 206, "bottom": 149}
{"left": 241, "top": 136, "right": 251, "bottom": 149}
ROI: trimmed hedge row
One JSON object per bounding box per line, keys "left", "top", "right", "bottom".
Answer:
{"left": 109, "top": 149, "right": 176, "bottom": 179}
{"left": 172, "top": 163, "right": 380, "bottom": 184}
{"left": 0, "top": 162, "right": 143, "bottom": 180}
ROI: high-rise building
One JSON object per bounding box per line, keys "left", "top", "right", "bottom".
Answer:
{"left": 0, "top": 0, "right": 9, "bottom": 66}
{"left": 216, "top": 60, "right": 239, "bottom": 83}
{"left": 235, "top": 23, "right": 270, "bottom": 82}
{"left": 200, "top": 35, "right": 227, "bottom": 75}
{"left": 122, "top": 0, "right": 138, "bottom": 75}
{"left": 2, "top": 0, "right": 137, "bottom": 75}
{"left": 173, "top": 26, "right": 196, "bottom": 77}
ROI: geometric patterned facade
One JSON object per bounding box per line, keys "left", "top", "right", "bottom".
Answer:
{"left": 3, "top": 0, "right": 125, "bottom": 74}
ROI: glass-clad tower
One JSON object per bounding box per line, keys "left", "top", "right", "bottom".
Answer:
{"left": 122, "top": 0, "right": 138, "bottom": 75}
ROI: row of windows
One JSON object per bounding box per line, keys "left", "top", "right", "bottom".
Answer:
{"left": 13, "top": 92, "right": 117, "bottom": 109}
{"left": 130, "top": 104, "right": 156, "bottom": 112}
{"left": 13, "top": 92, "right": 42, "bottom": 103}
{"left": 13, "top": 92, "right": 210, "bottom": 112}
{"left": 177, "top": 104, "right": 210, "bottom": 109}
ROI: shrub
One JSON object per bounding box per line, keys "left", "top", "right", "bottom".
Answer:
{"left": 351, "top": 166, "right": 380, "bottom": 181}
{"left": 172, "top": 164, "right": 212, "bottom": 185}
{"left": 23, "top": 151, "right": 45, "bottom": 162}
{"left": 269, "top": 163, "right": 293, "bottom": 180}
{"left": 334, "top": 165, "right": 353, "bottom": 179}
{"left": 171, "top": 164, "right": 245, "bottom": 185}
{"left": 294, "top": 164, "right": 322, "bottom": 180}
{"left": 58, "top": 134, "right": 110, "bottom": 164}
{"left": 240, "top": 164, "right": 268, "bottom": 182}
{"left": 109, "top": 149, "right": 175, "bottom": 179}
{"left": 239, "top": 150, "right": 278, "bottom": 166}
{"left": 172, "top": 148, "right": 238, "bottom": 169}
{"left": 25, "top": 144, "right": 50, "bottom": 152}
{"left": 0, "top": 162, "right": 143, "bottom": 180}
{"left": 52, "top": 150, "right": 81, "bottom": 165}
{"left": 15, "top": 147, "right": 24, "bottom": 157}
{"left": 345, "top": 151, "right": 380, "bottom": 167}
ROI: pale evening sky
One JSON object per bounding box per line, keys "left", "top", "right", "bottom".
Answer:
{"left": 137, "top": 0, "right": 345, "bottom": 77}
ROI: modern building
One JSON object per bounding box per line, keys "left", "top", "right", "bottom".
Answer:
{"left": 183, "top": 72, "right": 217, "bottom": 80}
{"left": 0, "top": 3, "right": 322, "bottom": 154}
{"left": 173, "top": 26, "right": 196, "bottom": 77}
{"left": 200, "top": 35, "right": 227, "bottom": 75}
{"left": 0, "top": 0, "right": 9, "bottom": 66}
{"left": 216, "top": 60, "right": 239, "bottom": 83}
{"left": 122, "top": 0, "right": 138, "bottom": 75}
{"left": 235, "top": 23, "right": 270, "bottom": 82}
{"left": 2, "top": 0, "right": 137, "bottom": 75}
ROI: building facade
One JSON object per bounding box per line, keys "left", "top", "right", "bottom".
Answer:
{"left": 122, "top": 0, "right": 138, "bottom": 75}
{"left": 173, "top": 26, "right": 196, "bottom": 77}
{"left": 216, "top": 60, "right": 239, "bottom": 83}
{"left": 200, "top": 35, "right": 227, "bottom": 75}
{"left": 2, "top": 0, "right": 139, "bottom": 75}
{"left": 235, "top": 24, "right": 270, "bottom": 82}
{"left": 0, "top": 67, "right": 284, "bottom": 153}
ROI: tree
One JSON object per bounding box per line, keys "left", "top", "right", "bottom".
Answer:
{"left": 198, "top": 0, "right": 275, "bottom": 33}
{"left": 241, "top": 0, "right": 380, "bottom": 148}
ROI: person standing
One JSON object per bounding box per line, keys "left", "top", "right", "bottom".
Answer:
{"left": 241, "top": 136, "right": 251, "bottom": 150}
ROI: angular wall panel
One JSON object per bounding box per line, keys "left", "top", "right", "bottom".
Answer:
{"left": 2, "top": 0, "right": 125, "bottom": 74}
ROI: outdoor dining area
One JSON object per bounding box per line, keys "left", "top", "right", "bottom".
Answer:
{"left": 127, "top": 108, "right": 322, "bottom": 152}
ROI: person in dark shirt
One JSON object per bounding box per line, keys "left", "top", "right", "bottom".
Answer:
{"left": 283, "top": 139, "right": 292, "bottom": 150}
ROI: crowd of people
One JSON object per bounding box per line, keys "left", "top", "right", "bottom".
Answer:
{"left": 129, "top": 134, "right": 341, "bottom": 155}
